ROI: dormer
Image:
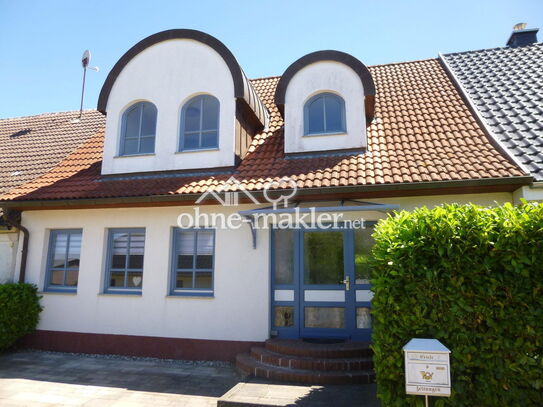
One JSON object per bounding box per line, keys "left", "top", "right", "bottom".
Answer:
{"left": 275, "top": 51, "right": 375, "bottom": 155}
{"left": 97, "top": 29, "right": 268, "bottom": 175}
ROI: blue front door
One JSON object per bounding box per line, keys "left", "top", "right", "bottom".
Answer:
{"left": 270, "top": 224, "right": 375, "bottom": 341}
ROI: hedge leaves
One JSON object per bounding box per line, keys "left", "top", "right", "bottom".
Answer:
{"left": 0, "top": 283, "right": 42, "bottom": 351}
{"left": 371, "top": 203, "right": 543, "bottom": 406}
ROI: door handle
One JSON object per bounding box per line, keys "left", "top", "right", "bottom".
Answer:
{"left": 341, "top": 276, "right": 351, "bottom": 291}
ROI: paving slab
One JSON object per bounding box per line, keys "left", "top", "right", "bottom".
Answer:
{"left": 217, "top": 379, "right": 379, "bottom": 407}
{"left": 0, "top": 350, "right": 240, "bottom": 406}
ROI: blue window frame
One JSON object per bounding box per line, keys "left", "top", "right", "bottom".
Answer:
{"left": 45, "top": 229, "right": 82, "bottom": 292}
{"left": 179, "top": 95, "right": 219, "bottom": 151}
{"left": 171, "top": 229, "right": 215, "bottom": 296}
{"left": 120, "top": 101, "right": 157, "bottom": 156}
{"left": 304, "top": 93, "right": 346, "bottom": 136}
{"left": 105, "top": 228, "right": 145, "bottom": 294}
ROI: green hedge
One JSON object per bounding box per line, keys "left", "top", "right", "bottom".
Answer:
{"left": 371, "top": 203, "right": 543, "bottom": 406}
{"left": 0, "top": 283, "right": 42, "bottom": 351}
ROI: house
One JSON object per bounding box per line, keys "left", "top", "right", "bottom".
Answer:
{"left": 0, "top": 28, "right": 537, "bottom": 379}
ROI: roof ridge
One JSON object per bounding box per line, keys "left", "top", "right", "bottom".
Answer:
{"left": 367, "top": 57, "right": 437, "bottom": 68}
{"left": 443, "top": 42, "right": 543, "bottom": 57}
{"left": 0, "top": 109, "right": 98, "bottom": 122}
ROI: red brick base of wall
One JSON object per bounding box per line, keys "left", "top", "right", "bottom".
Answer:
{"left": 21, "top": 330, "right": 263, "bottom": 362}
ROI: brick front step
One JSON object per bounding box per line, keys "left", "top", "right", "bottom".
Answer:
{"left": 251, "top": 346, "right": 373, "bottom": 371}
{"left": 236, "top": 353, "right": 375, "bottom": 385}
{"left": 265, "top": 338, "right": 372, "bottom": 358}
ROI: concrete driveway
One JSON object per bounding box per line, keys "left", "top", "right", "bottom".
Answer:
{"left": 0, "top": 350, "right": 240, "bottom": 406}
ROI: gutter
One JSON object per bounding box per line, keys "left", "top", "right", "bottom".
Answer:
{"left": 0, "top": 176, "right": 533, "bottom": 210}
{"left": 438, "top": 53, "right": 533, "bottom": 178}
{"left": 2, "top": 209, "right": 28, "bottom": 283}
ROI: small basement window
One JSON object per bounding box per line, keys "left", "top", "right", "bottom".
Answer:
{"left": 304, "top": 92, "right": 346, "bottom": 136}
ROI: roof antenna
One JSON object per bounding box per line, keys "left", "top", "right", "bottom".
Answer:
{"left": 73, "top": 50, "right": 99, "bottom": 123}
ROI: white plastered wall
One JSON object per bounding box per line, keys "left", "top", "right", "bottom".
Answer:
{"left": 16, "top": 191, "right": 512, "bottom": 342}
{"left": 19, "top": 205, "right": 269, "bottom": 342}
{"left": 513, "top": 183, "right": 543, "bottom": 204}
{"left": 0, "top": 232, "right": 18, "bottom": 283}
{"left": 101, "top": 39, "right": 236, "bottom": 175}
{"left": 284, "top": 61, "right": 366, "bottom": 154}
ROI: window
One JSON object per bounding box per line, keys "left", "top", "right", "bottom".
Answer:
{"left": 105, "top": 228, "right": 145, "bottom": 294}
{"left": 304, "top": 93, "right": 346, "bottom": 135}
{"left": 120, "top": 102, "right": 157, "bottom": 155}
{"left": 179, "top": 95, "right": 219, "bottom": 151}
{"left": 45, "top": 229, "right": 82, "bottom": 292}
{"left": 171, "top": 229, "right": 215, "bottom": 295}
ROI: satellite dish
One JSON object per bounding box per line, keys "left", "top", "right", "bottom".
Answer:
{"left": 513, "top": 22, "right": 527, "bottom": 31}
{"left": 82, "top": 50, "right": 91, "bottom": 68}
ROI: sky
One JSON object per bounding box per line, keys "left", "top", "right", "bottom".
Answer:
{"left": 1, "top": 0, "right": 542, "bottom": 118}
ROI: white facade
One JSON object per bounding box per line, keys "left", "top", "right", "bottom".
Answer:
{"left": 101, "top": 39, "right": 237, "bottom": 175}
{"left": 16, "top": 192, "right": 512, "bottom": 343}
{"left": 0, "top": 232, "right": 18, "bottom": 283}
{"left": 513, "top": 183, "right": 543, "bottom": 204}
{"left": 284, "top": 61, "right": 366, "bottom": 154}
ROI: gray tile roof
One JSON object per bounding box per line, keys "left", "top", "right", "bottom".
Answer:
{"left": 442, "top": 43, "right": 543, "bottom": 180}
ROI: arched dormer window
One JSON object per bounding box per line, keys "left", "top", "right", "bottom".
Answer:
{"left": 304, "top": 93, "right": 346, "bottom": 136}
{"left": 179, "top": 95, "right": 220, "bottom": 151}
{"left": 120, "top": 101, "right": 157, "bottom": 155}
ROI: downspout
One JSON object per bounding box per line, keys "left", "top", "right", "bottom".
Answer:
{"left": 2, "top": 209, "right": 28, "bottom": 283}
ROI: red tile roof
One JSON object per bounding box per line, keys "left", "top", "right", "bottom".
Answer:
{"left": 0, "top": 59, "right": 527, "bottom": 203}
{"left": 0, "top": 110, "right": 104, "bottom": 196}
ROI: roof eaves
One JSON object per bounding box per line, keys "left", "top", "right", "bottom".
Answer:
{"left": 0, "top": 176, "right": 532, "bottom": 209}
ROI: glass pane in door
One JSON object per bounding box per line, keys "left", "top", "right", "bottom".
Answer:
{"left": 305, "top": 307, "right": 345, "bottom": 328}
{"left": 303, "top": 232, "right": 344, "bottom": 284}
{"left": 354, "top": 225, "right": 375, "bottom": 284}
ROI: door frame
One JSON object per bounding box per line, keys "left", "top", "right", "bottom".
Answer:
{"left": 270, "top": 223, "right": 375, "bottom": 341}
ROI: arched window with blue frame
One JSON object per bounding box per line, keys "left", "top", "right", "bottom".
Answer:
{"left": 120, "top": 101, "right": 157, "bottom": 155}
{"left": 304, "top": 93, "right": 346, "bottom": 136}
{"left": 179, "top": 95, "right": 220, "bottom": 151}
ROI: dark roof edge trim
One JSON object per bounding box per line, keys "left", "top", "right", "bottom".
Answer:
{"left": 97, "top": 29, "right": 247, "bottom": 114}
{"left": 1, "top": 176, "right": 532, "bottom": 209}
{"left": 274, "top": 50, "right": 376, "bottom": 120}
{"left": 438, "top": 53, "right": 532, "bottom": 177}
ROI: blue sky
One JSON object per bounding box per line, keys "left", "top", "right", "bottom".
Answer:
{"left": 1, "top": 0, "right": 542, "bottom": 118}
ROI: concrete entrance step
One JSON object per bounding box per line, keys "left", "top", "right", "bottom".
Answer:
{"left": 251, "top": 346, "right": 373, "bottom": 371}
{"left": 236, "top": 353, "right": 374, "bottom": 385}
{"left": 217, "top": 380, "right": 380, "bottom": 407}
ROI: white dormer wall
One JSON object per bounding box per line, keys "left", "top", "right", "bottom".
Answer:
{"left": 284, "top": 61, "right": 366, "bottom": 154}
{"left": 101, "top": 39, "right": 236, "bottom": 175}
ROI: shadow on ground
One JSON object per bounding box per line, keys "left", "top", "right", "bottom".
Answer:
{"left": 0, "top": 349, "right": 240, "bottom": 398}
{"left": 218, "top": 377, "right": 380, "bottom": 407}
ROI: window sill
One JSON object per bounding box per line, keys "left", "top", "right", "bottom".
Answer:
{"left": 176, "top": 148, "right": 219, "bottom": 154}
{"left": 113, "top": 153, "right": 155, "bottom": 158}
{"left": 167, "top": 292, "right": 214, "bottom": 298}
{"left": 303, "top": 131, "right": 347, "bottom": 137}
{"left": 39, "top": 290, "right": 77, "bottom": 295}
{"left": 99, "top": 291, "right": 142, "bottom": 297}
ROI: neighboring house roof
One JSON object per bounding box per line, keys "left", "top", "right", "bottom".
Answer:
{"left": 0, "top": 58, "right": 528, "bottom": 204}
{"left": 442, "top": 43, "right": 543, "bottom": 180}
{"left": 0, "top": 110, "right": 104, "bottom": 196}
